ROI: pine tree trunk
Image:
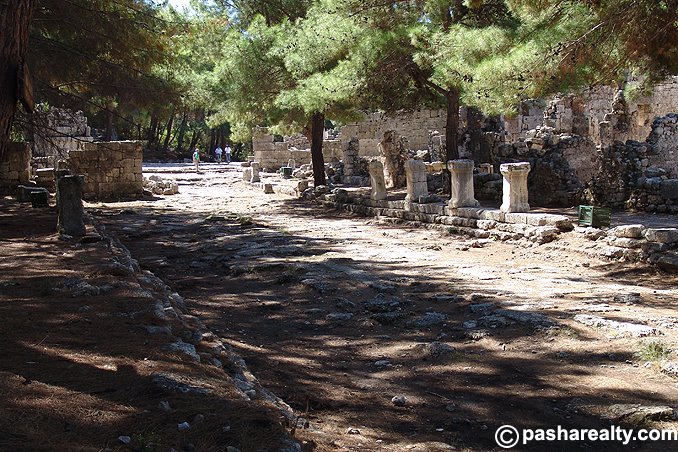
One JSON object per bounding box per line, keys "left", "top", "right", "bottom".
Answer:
{"left": 0, "top": 0, "right": 35, "bottom": 161}
{"left": 104, "top": 103, "right": 115, "bottom": 141}
{"left": 445, "top": 88, "right": 460, "bottom": 162}
{"left": 188, "top": 129, "right": 200, "bottom": 153}
{"left": 147, "top": 112, "right": 159, "bottom": 149}
{"left": 175, "top": 112, "right": 188, "bottom": 152}
{"left": 310, "top": 111, "right": 326, "bottom": 187}
{"left": 161, "top": 106, "right": 175, "bottom": 152}
{"left": 208, "top": 129, "right": 216, "bottom": 157}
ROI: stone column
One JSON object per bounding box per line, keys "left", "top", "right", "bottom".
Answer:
{"left": 250, "top": 161, "right": 261, "bottom": 183}
{"left": 448, "top": 159, "right": 479, "bottom": 208}
{"left": 500, "top": 162, "right": 531, "bottom": 213}
{"left": 368, "top": 160, "right": 387, "bottom": 200}
{"left": 57, "top": 175, "right": 86, "bottom": 237}
{"left": 288, "top": 159, "right": 296, "bottom": 170}
{"left": 404, "top": 159, "right": 428, "bottom": 203}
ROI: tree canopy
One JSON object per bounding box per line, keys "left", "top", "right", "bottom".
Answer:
{"left": 0, "top": 0, "right": 675, "bottom": 163}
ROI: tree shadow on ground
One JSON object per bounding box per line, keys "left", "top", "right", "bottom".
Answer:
{"left": 93, "top": 196, "right": 678, "bottom": 451}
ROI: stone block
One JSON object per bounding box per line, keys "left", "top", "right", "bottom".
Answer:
{"left": 504, "top": 213, "right": 529, "bottom": 224}
{"left": 455, "top": 207, "right": 484, "bottom": 219}
{"left": 660, "top": 180, "right": 678, "bottom": 199}
{"left": 645, "top": 228, "right": 678, "bottom": 244}
{"left": 612, "top": 224, "right": 646, "bottom": 239}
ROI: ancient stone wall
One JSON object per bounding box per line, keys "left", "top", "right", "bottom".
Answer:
{"left": 339, "top": 109, "right": 447, "bottom": 155}
{"left": 0, "top": 143, "right": 31, "bottom": 193}
{"left": 66, "top": 141, "right": 144, "bottom": 200}
{"left": 252, "top": 126, "right": 345, "bottom": 171}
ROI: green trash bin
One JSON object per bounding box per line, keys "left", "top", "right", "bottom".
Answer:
{"left": 578, "top": 205, "right": 611, "bottom": 228}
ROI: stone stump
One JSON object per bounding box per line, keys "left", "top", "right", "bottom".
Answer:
{"left": 288, "top": 159, "right": 296, "bottom": 171}
{"left": 243, "top": 167, "right": 252, "bottom": 181}
{"left": 404, "top": 159, "right": 428, "bottom": 203}
{"left": 500, "top": 162, "right": 531, "bottom": 213}
{"left": 368, "top": 160, "right": 387, "bottom": 201}
{"left": 57, "top": 175, "right": 86, "bottom": 237}
{"left": 250, "top": 161, "right": 261, "bottom": 183}
{"left": 448, "top": 159, "right": 479, "bottom": 208}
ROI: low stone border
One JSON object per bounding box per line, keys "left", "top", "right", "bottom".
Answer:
{"left": 308, "top": 189, "right": 677, "bottom": 271}
{"left": 92, "top": 218, "right": 302, "bottom": 451}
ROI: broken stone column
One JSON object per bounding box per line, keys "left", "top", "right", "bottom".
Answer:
{"left": 368, "top": 160, "right": 387, "bottom": 201}
{"left": 500, "top": 162, "right": 531, "bottom": 213}
{"left": 57, "top": 175, "right": 86, "bottom": 237}
{"left": 250, "top": 161, "right": 260, "bottom": 183}
{"left": 448, "top": 159, "right": 479, "bottom": 208}
{"left": 288, "top": 159, "right": 296, "bottom": 171}
{"left": 404, "top": 159, "right": 428, "bottom": 203}
{"left": 379, "top": 130, "right": 404, "bottom": 188}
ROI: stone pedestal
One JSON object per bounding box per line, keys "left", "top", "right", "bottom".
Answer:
{"left": 404, "top": 159, "right": 428, "bottom": 203}
{"left": 368, "top": 160, "right": 387, "bottom": 201}
{"left": 57, "top": 175, "right": 86, "bottom": 237}
{"left": 448, "top": 159, "right": 479, "bottom": 208}
{"left": 250, "top": 161, "right": 260, "bottom": 183}
{"left": 500, "top": 162, "right": 531, "bottom": 213}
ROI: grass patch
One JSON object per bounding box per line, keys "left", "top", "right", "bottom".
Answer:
{"left": 636, "top": 340, "right": 671, "bottom": 361}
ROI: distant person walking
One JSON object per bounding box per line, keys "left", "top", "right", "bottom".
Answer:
{"left": 192, "top": 147, "right": 201, "bottom": 172}
{"left": 224, "top": 144, "right": 232, "bottom": 163}
{"left": 214, "top": 145, "right": 223, "bottom": 163}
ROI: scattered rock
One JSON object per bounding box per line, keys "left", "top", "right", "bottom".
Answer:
{"left": 363, "top": 294, "right": 401, "bottom": 313}
{"left": 335, "top": 297, "right": 356, "bottom": 311}
{"left": 168, "top": 341, "right": 201, "bottom": 362}
{"left": 660, "top": 361, "right": 678, "bottom": 377}
{"left": 421, "top": 341, "right": 455, "bottom": 358}
{"left": 391, "top": 395, "right": 407, "bottom": 407}
{"left": 346, "top": 427, "right": 361, "bottom": 435}
{"left": 495, "top": 309, "right": 555, "bottom": 327}
{"left": 374, "top": 360, "right": 391, "bottom": 367}
{"left": 408, "top": 312, "right": 447, "bottom": 328}
{"left": 158, "top": 401, "right": 172, "bottom": 412}
{"left": 445, "top": 404, "right": 456, "bottom": 412}
{"left": 372, "top": 312, "right": 405, "bottom": 325}
{"left": 432, "top": 294, "right": 464, "bottom": 303}
{"left": 464, "top": 329, "right": 490, "bottom": 341}
{"left": 478, "top": 314, "right": 509, "bottom": 328}
{"left": 152, "top": 374, "right": 210, "bottom": 395}
{"left": 118, "top": 436, "right": 131, "bottom": 445}
{"left": 469, "top": 303, "right": 495, "bottom": 313}
{"left": 178, "top": 421, "right": 191, "bottom": 431}
{"left": 613, "top": 293, "right": 643, "bottom": 304}
{"left": 462, "top": 320, "right": 478, "bottom": 329}
{"left": 369, "top": 281, "right": 396, "bottom": 292}
{"left": 605, "top": 404, "right": 675, "bottom": 424}
{"left": 573, "top": 314, "right": 661, "bottom": 337}
{"left": 145, "top": 325, "right": 172, "bottom": 335}
{"left": 301, "top": 278, "right": 333, "bottom": 293}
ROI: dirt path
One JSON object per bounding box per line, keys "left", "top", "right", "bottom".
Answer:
{"left": 93, "top": 163, "right": 678, "bottom": 451}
